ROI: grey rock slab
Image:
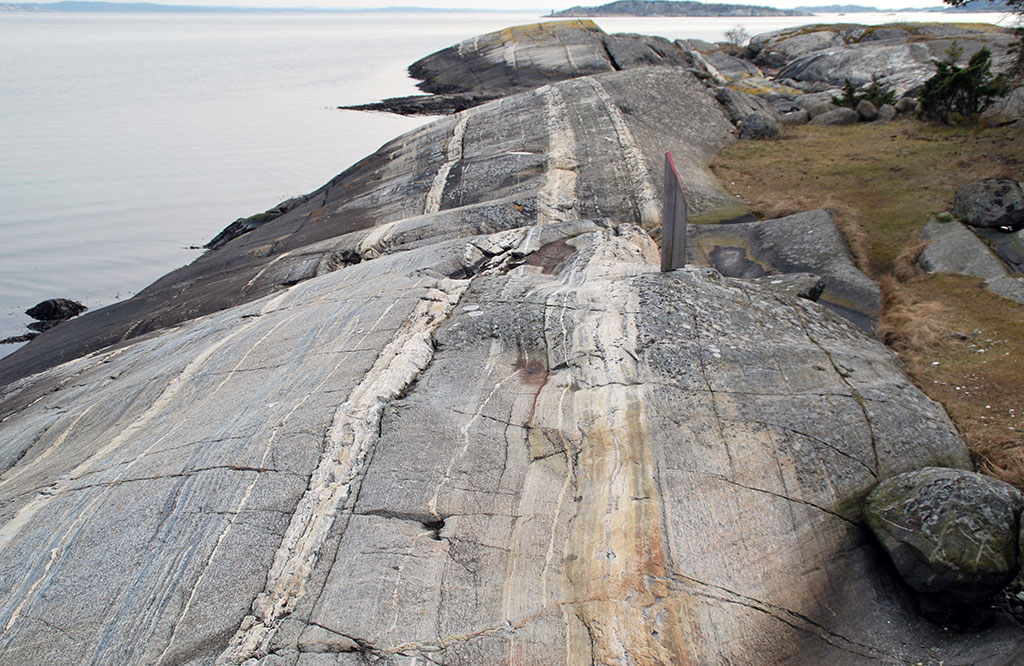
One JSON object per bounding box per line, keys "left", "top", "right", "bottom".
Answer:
{"left": 919, "top": 218, "right": 1008, "bottom": 281}
{"left": 988, "top": 275, "right": 1024, "bottom": 306}
{"left": 0, "top": 65, "right": 735, "bottom": 389}
{"left": 0, "top": 214, "right": 1016, "bottom": 664}
{"left": 405, "top": 20, "right": 692, "bottom": 97}
{"left": 865, "top": 467, "right": 1024, "bottom": 604}
{"left": 776, "top": 34, "right": 1016, "bottom": 97}
{"left": 918, "top": 218, "right": 1024, "bottom": 305}
{"left": 974, "top": 225, "right": 1024, "bottom": 274}
{"left": 807, "top": 107, "right": 859, "bottom": 125}
{"left": 686, "top": 209, "right": 881, "bottom": 331}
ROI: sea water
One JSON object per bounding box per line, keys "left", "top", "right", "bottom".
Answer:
{"left": 0, "top": 9, "right": 1014, "bottom": 350}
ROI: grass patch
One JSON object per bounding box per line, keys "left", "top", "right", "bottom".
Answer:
{"left": 711, "top": 119, "right": 1024, "bottom": 487}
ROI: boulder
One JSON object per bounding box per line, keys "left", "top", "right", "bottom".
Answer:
{"left": 808, "top": 107, "right": 860, "bottom": 125}
{"left": 715, "top": 87, "right": 781, "bottom": 125}
{"left": 954, "top": 179, "right": 1024, "bottom": 230}
{"left": 806, "top": 100, "right": 839, "bottom": 118}
{"left": 865, "top": 467, "right": 1024, "bottom": 606}
{"left": 877, "top": 103, "right": 897, "bottom": 122}
{"left": 737, "top": 112, "right": 780, "bottom": 140}
{"left": 895, "top": 96, "right": 918, "bottom": 114}
{"left": 856, "top": 98, "right": 878, "bottom": 121}
{"left": 24, "top": 298, "right": 86, "bottom": 322}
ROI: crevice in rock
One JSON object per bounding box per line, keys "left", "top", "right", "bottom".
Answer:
{"left": 600, "top": 37, "right": 622, "bottom": 71}
{"left": 673, "top": 573, "right": 889, "bottom": 660}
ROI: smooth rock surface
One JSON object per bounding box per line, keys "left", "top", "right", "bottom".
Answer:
{"left": 0, "top": 65, "right": 737, "bottom": 388}
{"left": 919, "top": 218, "right": 1024, "bottom": 306}
{"left": 865, "top": 467, "right": 1024, "bottom": 605}
{"left": 0, "top": 23, "right": 1021, "bottom": 666}
{"left": 759, "top": 24, "right": 1016, "bottom": 96}
{"left": 686, "top": 210, "right": 881, "bottom": 331}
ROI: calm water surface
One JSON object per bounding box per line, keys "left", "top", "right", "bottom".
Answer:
{"left": 0, "top": 10, "right": 1012, "bottom": 351}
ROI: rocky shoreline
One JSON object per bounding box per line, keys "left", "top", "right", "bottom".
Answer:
{"left": 0, "top": 20, "right": 1022, "bottom": 665}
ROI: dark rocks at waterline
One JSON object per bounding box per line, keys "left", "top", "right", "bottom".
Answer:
{"left": 954, "top": 179, "right": 1024, "bottom": 231}
{"left": 0, "top": 333, "right": 38, "bottom": 345}
{"left": 865, "top": 467, "right": 1024, "bottom": 626}
{"left": 737, "top": 112, "right": 780, "bottom": 140}
{"left": 25, "top": 298, "right": 86, "bottom": 322}
{"left": 340, "top": 91, "right": 505, "bottom": 117}
{"left": 204, "top": 194, "right": 310, "bottom": 250}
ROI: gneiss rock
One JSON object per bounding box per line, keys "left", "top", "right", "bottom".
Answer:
{"left": 877, "top": 103, "right": 897, "bottom": 122}
{"left": 25, "top": 298, "right": 86, "bottom": 322}
{"left": 865, "top": 467, "right": 1023, "bottom": 618}
{"left": 954, "top": 178, "right": 1024, "bottom": 231}
{"left": 737, "top": 112, "right": 780, "bottom": 139}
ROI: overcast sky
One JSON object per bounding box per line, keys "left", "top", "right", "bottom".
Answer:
{"left": 57, "top": 0, "right": 972, "bottom": 10}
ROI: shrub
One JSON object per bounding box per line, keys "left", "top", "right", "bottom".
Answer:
{"left": 917, "top": 45, "right": 1008, "bottom": 124}
{"left": 831, "top": 76, "right": 897, "bottom": 109}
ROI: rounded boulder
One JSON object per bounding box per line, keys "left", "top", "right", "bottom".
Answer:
{"left": 865, "top": 467, "right": 1023, "bottom": 606}
{"left": 954, "top": 178, "right": 1024, "bottom": 231}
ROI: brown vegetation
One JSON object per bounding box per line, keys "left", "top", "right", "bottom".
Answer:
{"left": 711, "top": 120, "right": 1024, "bottom": 487}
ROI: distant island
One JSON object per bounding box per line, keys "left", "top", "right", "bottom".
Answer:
{"left": 550, "top": 0, "right": 802, "bottom": 17}
{"left": 0, "top": 1, "right": 512, "bottom": 12}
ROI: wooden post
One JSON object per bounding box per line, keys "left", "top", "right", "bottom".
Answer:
{"left": 661, "top": 151, "right": 688, "bottom": 272}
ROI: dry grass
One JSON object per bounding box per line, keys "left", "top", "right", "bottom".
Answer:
{"left": 712, "top": 120, "right": 1024, "bottom": 488}
{"left": 891, "top": 241, "right": 927, "bottom": 282}
{"left": 877, "top": 275, "right": 948, "bottom": 351}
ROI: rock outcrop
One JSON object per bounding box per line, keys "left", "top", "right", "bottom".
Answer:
{"left": 340, "top": 20, "right": 697, "bottom": 116}
{"left": 1, "top": 22, "right": 1023, "bottom": 666}
{"left": 749, "top": 23, "right": 1017, "bottom": 96}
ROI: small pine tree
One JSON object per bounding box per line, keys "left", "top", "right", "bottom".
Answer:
{"left": 917, "top": 46, "right": 1008, "bottom": 124}
{"left": 831, "top": 76, "right": 897, "bottom": 109}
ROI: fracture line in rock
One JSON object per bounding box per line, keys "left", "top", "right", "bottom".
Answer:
{"left": 0, "top": 291, "right": 291, "bottom": 643}
{"left": 585, "top": 77, "right": 660, "bottom": 228}
{"left": 218, "top": 280, "right": 468, "bottom": 665}
{"left": 424, "top": 114, "right": 469, "bottom": 216}
{"left": 239, "top": 250, "right": 297, "bottom": 299}
{"left": 156, "top": 297, "right": 404, "bottom": 665}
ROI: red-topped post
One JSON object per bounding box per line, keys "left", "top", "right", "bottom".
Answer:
{"left": 661, "top": 151, "right": 688, "bottom": 272}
